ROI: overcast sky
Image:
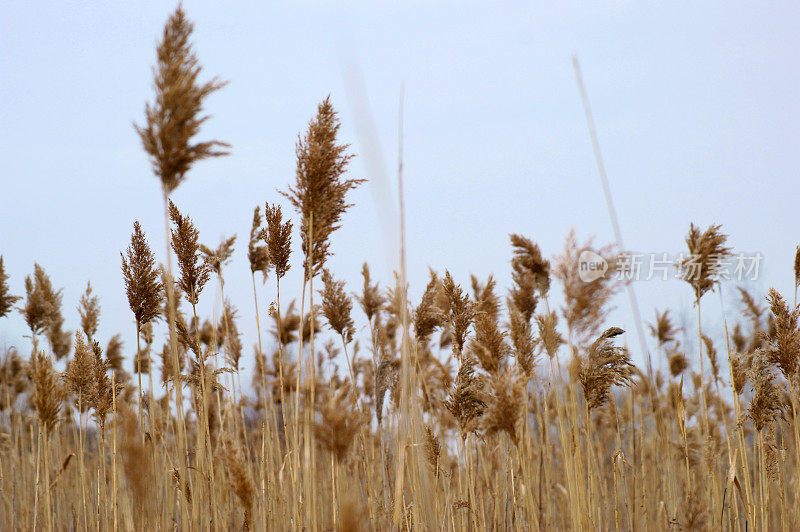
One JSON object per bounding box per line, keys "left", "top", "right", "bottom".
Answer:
{"left": 1, "top": 2, "right": 798, "bottom": 386}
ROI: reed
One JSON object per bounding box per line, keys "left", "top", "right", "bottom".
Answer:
{"left": 3, "top": 6, "right": 800, "bottom": 531}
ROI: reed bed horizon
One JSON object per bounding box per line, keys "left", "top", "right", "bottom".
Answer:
{"left": 2, "top": 6, "right": 800, "bottom": 532}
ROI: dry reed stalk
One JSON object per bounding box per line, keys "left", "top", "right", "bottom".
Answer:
{"left": 135, "top": 6, "right": 229, "bottom": 525}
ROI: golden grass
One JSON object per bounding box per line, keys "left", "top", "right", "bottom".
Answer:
{"left": 1, "top": 6, "right": 800, "bottom": 532}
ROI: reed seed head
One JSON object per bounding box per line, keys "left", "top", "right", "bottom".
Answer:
{"left": 677, "top": 223, "right": 733, "bottom": 302}
{"left": 356, "top": 262, "right": 384, "bottom": 325}
{"left": 282, "top": 96, "right": 364, "bottom": 278}
{"left": 319, "top": 269, "right": 355, "bottom": 343}
{"left": 762, "top": 287, "right": 800, "bottom": 383}
{"left": 77, "top": 282, "right": 101, "bottom": 341}
{"left": 535, "top": 311, "right": 564, "bottom": 360}
{"left": 748, "top": 351, "right": 783, "bottom": 432}
{"left": 579, "top": 327, "right": 635, "bottom": 411}
{"left": 554, "top": 230, "right": 623, "bottom": 344}
{"left": 29, "top": 349, "right": 65, "bottom": 434}
{"left": 0, "top": 256, "right": 21, "bottom": 319}
{"left": 169, "top": 200, "right": 211, "bottom": 305}
{"left": 509, "top": 234, "right": 550, "bottom": 322}
{"left": 64, "top": 331, "right": 94, "bottom": 399}
{"left": 481, "top": 367, "right": 526, "bottom": 446}
{"left": 200, "top": 235, "right": 236, "bottom": 280}
{"left": 648, "top": 309, "right": 677, "bottom": 347}
{"left": 135, "top": 5, "right": 229, "bottom": 195}
{"left": 121, "top": 221, "right": 163, "bottom": 327}
{"left": 507, "top": 302, "right": 537, "bottom": 376}
{"left": 264, "top": 203, "right": 293, "bottom": 280}
{"left": 444, "top": 356, "right": 486, "bottom": 440}
{"left": 439, "top": 271, "right": 476, "bottom": 359}
{"left": 314, "top": 383, "right": 367, "bottom": 462}
{"left": 247, "top": 206, "right": 270, "bottom": 280}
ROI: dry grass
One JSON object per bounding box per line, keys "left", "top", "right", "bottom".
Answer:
{"left": 2, "top": 6, "right": 800, "bottom": 532}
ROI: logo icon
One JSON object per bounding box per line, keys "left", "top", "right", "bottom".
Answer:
{"left": 578, "top": 249, "right": 608, "bottom": 283}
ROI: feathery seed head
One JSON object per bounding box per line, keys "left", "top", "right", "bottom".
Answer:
{"left": 281, "top": 97, "right": 364, "bottom": 278}
{"left": 648, "top": 309, "right": 677, "bottom": 347}
{"left": 535, "top": 311, "right": 564, "bottom": 360}
{"left": 135, "top": 5, "right": 229, "bottom": 195}
{"left": 29, "top": 349, "right": 65, "bottom": 434}
{"left": 356, "top": 262, "right": 384, "bottom": 324}
{"left": 0, "top": 256, "right": 21, "bottom": 319}
{"left": 77, "top": 282, "right": 101, "bottom": 341}
{"left": 748, "top": 351, "right": 784, "bottom": 432}
{"left": 319, "top": 269, "right": 355, "bottom": 343}
{"left": 509, "top": 234, "right": 550, "bottom": 322}
{"left": 247, "top": 206, "right": 270, "bottom": 279}
{"left": 200, "top": 235, "right": 236, "bottom": 279}
{"left": 264, "top": 203, "right": 293, "bottom": 279}
{"left": 439, "top": 271, "right": 476, "bottom": 359}
{"left": 121, "top": 221, "right": 163, "bottom": 326}
{"left": 762, "top": 287, "right": 800, "bottom": 383}
{"left": 677, "top": 223, "right": 733, "bottom": 302}
{"left": 579, "top": 327, "right": 635, "bottom": 411}
{"left": 169, "top": 201, "right": 210, "bottom": 305}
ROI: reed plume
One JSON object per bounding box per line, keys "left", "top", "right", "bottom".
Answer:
{"left": 439, "top": 271, "right": 476, "bottom": 358}
{"left": 481, "top": 368, "right": 526, "bottom": 445}
{"left": 121, "top": 220, "right": 164, "bottom": 426}
{"left": 0, "top": 348, "right": 25, "bottom": 412}
{"left": 445, "top": 357, "right": 486, "bottom": 439}
{"left": 64, "top": 332, "right": 94, "bottom": 401}
{"left": 29, "top": 349, "right": 64, "bottom": 434}
{"left": 221, "top": 439, "right": 255, "bottom": 530}
{"left": 135, "top": 5, "right": 229, "bottom": 196}
{"left": 795, "top": 244, "right": 800, "bottom": 304}
{"left": 762, "top": 287, "right": 800, "bottom": 384}
{"left": 314, "top": 383, "right": 367, "bottom": 462}
{"left": 748, "top": 352, "right": 783, "bottom": 432}
{"left": 319, "top": 269, "right": 356, "bottom": 344}
{"left": 248, "top": 206, "right": 270, "bottom": 280}
{"left": 648, "top": 309, "right": 678, "bottom": 347}
{"left": 122, "top": 223, "right": 164, "bottom": 325}
{"left": 77, "top": 282, "right": 101, "bottom": 342}
{"left": 221, "top": 300, "right": 243, "bottom": 370}
{"left": 355, "top": 263, "right": 382, "bottom": 326}
{"left": 677, "top": 223, "right": 733, "bottom": 302}
{"left": 701, "top": 334, "right": 721, "bottom": 385}
{"left": 579, "top": 327, "right": 635, "bottom": 411}
{"left": 423, "top": 423, "right": 442, "bottom": 477}
{"left": 105, "top": 334, "right": 125, "bottom": 373}
{"left": 282, "top": 96, "right": 364, "bottom": 277}
{"left": 88, "top": 340, "right": 121, "bottom": 435}
{"left": 668, "top": 351, "right": 690, "bottom": 378}
{"left": 200, "top": 235, "right": 236, "bottom": 284}
{"left": 0, "top": 255, "right": 21, "bottom": 319}
{"left": 264, "top": 202, "right": 293, "bottom": 279}
{"left": 21, "top": 263, "right": 64, "bottom": 341}
{"left": 509, "top": 233, "right": 550, "bottom": 322}
{"left": 535, "top": 310, "right": 564, "bottom": 360}
{"left": 507, "top": 302, "right": 536, "bottom": 376}
{"left": 169, "top": 201, "right": 211, "bottom": 306}
{"left": 730, "top": 350, "right": 750, "bottom": 395}
{"left": 413, "top": 270, "right": 442, "bottom": 345}
{"left": 471, "top": 274, "right": 501, "bottom": 321}
{"left": 469, "top": 312, "right": 509, "bottom": 375}
{"left": 677, "top": 223, "right": 731, "bottom": 439}
{"left": 795, "top": 245, "right": 800, "bottom": 286}
{"left": 554, "top": 230, "right": 623, "bottom": 344}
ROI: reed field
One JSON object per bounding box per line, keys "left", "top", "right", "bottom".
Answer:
{"left": 3, "top": 6, "right": 800, "bottom": 531}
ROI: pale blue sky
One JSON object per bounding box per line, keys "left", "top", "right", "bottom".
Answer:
{"left": 1, "top": 2, "right": 798, "bottom": 384}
